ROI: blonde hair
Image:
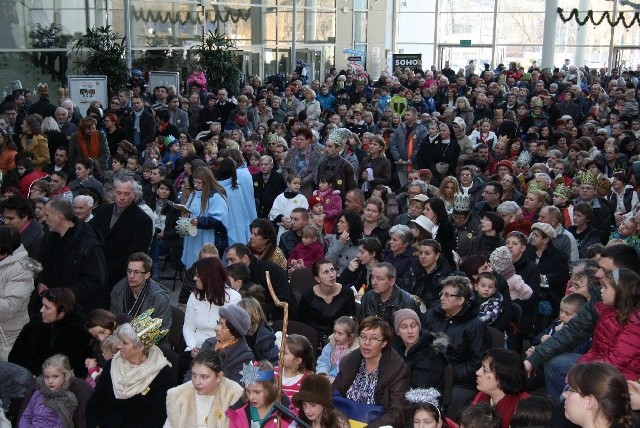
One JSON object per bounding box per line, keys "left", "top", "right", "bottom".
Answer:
{"left": 237, "top": 297, "right": 268, "bottom": 335}
{"left": 100, "top": 334, "right": 120, "bottom": 356}
{"left": 42, "top": 354, "right": 73, "bottom": 381}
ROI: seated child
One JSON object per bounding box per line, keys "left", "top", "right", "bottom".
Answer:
{"left": 475, "top": 272, "right": 506, "bottom": 326}
{"left": 316, "top": 316, "right": 359, "bottom": 383}
{"left": 85, "top": 334, "right": 119, "bottom": 388}
{"left": 288, "top": 225, "right": 325, "bottom": 270}
{"left": 20, "top": 354, "right": 79, "bottom": 427}
{"left": 307, "top": 195, "right": 326, "bottom": 233}
{"left": 533, "top": 293, "right": 589, "bottom": 349}
{"left": 274, "top": 334, "right": 315, "bottom": 401}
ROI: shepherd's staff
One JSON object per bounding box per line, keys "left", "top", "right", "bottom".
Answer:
{"left": 265, "top": 271, "right": 288, "bottom": 428}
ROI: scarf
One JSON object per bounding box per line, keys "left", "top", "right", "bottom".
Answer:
{"left": 35, "top": 376, "right": 78, "bottom": 428}
{"left": 332, "top": 343, "right": 350, "bottom": 367}
{"left": 123, "top": 279, "right": 151, "bottom": 319}
{"left": 111, "top": 346, "right": 169, "bottom": 399}
{"left": 235, "top": 115, "right": 249, "bottom": 127}
{"left": 77, "top": 131, "right": 101, "bottom": 160}
{"left": 214, "top": 337, "right": 239, "bottom": 352}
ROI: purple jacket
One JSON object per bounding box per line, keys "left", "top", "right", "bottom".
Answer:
{"left": 19, "top": 391, "right": 64, "bottom": 428}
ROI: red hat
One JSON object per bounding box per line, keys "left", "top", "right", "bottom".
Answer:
{"left": 308, "top": 195, "right": 322, "bottom": 208}
{"left": 495, "top": 159, "right": 514, "bottom": 174}
{"left": 418, "top": 168, "right": 432, "bottom": 176}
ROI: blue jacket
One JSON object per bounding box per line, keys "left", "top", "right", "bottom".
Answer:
{"left": 181, "top": 191, "right": 230, "bottom": 268}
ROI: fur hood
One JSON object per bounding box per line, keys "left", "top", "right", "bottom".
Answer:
{"left": 328, "top": 332, "right": 360, "bottom": 351}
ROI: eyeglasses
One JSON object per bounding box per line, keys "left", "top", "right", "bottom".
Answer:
{"left": 439, "top": 291, "right": 461, "bottom": 298}
{"left": 126, "top": 269, "right": 148, "bottom": 276}
{"left": 358, "top": 335, "right": 384, "bottom": 343}
{"left": 111, "top": 101, "right": 120, "bottom": 106}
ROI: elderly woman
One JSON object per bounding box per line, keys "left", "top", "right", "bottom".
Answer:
{"left": 86, "top": 309, "right": 175, "bottom": 427}
{"left": 332, "top": 316, "right": 410, "bottom": 428}
{"left": 69, "top": 116, "right": 110, "bottom": 171}
{"left": 198, "top": 304, "right": 255, "bottom": 384}
{"left": 327, "top": 210, "right": 365, "bottom": 275}
{"left": 472, "top": 348, "right": 529, "bottom": 428}
{"left": 297, "top": 258, "right": 356, "bottom": 341}
{"left": 530, "top": 222, "right": 569, "bottom": 323}
{"left": 9, "top": 288, "right": 92, "bottom": 378}
{"left": 249, "top": 218, "right": 287, "bottom": 270}
{"left": 499, "top": 201, "right": 531, "bottom": 237}
{"left": 0, "top": 226, "right": 39, "bottom": 349}
{"left": 20, "top": 114, "right": 49, "bottom": 170}
{"left": 423, "top": 276, "right": 488, "bottom": 419}
{"left": 382, "top": 225, "right": 416, "bottom": 290}
{"left": 165, "top": 348, "right": 244, "bottom": 428}
{"left": 296, "top": 88, "right": 322, "bottom": 122}
{"left": 391, "top": 309, "right": 447, "bottom": 390}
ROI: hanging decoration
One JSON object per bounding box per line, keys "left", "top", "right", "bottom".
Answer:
{"left": 131, "top": 5, "right": 251, "bottom": 25}
{"left": 557, "top": 7, "right": 640, "bottom": 28}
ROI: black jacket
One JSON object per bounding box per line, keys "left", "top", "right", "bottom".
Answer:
{"left": 402, "top": 258, "right": 452, "bottom": 309}
{"left": 536, "top": 243, "right": 570, "bottom": 316}
{"left": 9, "top": 312, "right": 93, "bottom": 378}
{"left": 37, "top": 217, "right": 109, "bottom": 313}
{"left": 423, "top": 302, "right": 488, "bottom": 389}
{"left": 513, "top": 254, "right": 541, "bottom": 335}
{"left": 200, "top": 337, "right": 254, "bottom": 384}
{"left": 468, "top": 233, "right": 505, "bottom": 257}
{"left": 413, "top": 135, "right": 461, "bottom": 185}
{"left": 248, "top": 255, "right": 298, "bottom": 321}
{"left": 91, "top": 203, "right": 154, "bottom": 288}
{"left": 391, "top": 330, "right": 448, "bottom": 390}
{"left": 297, "top": 284, "right": 356, "bottom": 339}
{"left": 253, "top": 171, "right": 287, "bottom": 219}
{"left": 382, "top": 246, "right": 416, "bottom": 290}
{"left": 360, "top": 286, "right": 420, "bottom": 327}
{"left": 123, "top": 108, "right": 157, "bottom": 150}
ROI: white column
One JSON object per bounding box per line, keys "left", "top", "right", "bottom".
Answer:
{"left": 574, "top": 0, "right": 589, "bottom": 68}
{"left": 541, "top": 0, "right": 558, "bottom": 69}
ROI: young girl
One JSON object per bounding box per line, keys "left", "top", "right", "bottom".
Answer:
{"left": 20, "top": 354, "right": 79, "bottom": 428}
{"left": 470, "top": 118, "right": 497, "bottom": 150}
{"left": 316, "top": 316, "right": 359, "bottom": 383}
{"left": 288, "top": 225, "right": 325, "bottom": 270}
{"left": 312, "top": 174, "right": 342, "bottom": 235}
{"left": 291, "top": 374, "right": 350, "bottom": 427}
{"left": 405, "top": 388, "right": 457, "bottom": 428}
{"left": 248, "top": 150, "right": 261, "bottom": 175}
{"left": 143, "top": 145, "right": 161, "bottom": 167}
{"left": 270, "top": 173, "right": 309, "bottom": 242}
{"left": 575, "top": 267, "right": 640, "bottom": 380}
{"left": 276, "top": 334, "right": 315, "bottom": 400}
{"left": 226, "top": 360, "right": 293, "bottom": 428}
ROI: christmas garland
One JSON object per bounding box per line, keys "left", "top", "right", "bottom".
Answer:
{"left": 557, "top": 7, "right": 640, "bottom": 28}
{"left": 131, "top": 5, "right": 251, "bottom": 25}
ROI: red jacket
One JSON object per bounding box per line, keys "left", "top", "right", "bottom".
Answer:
{"left": 288, "top": 241, "right": 324, "bottom": 269}
{"left": 578, "top": 303, "right": 640, "bottom": 380}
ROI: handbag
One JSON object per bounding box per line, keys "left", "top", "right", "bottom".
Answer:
{"left": 332, "top": 391, "right": 384, "bottom": 427}
{"left": 0, "top": 325, "right": 10, "bottom": 362}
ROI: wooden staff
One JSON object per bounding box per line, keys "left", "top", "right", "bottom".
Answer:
{"left": 265, "top": 271, "right": 288, "bottom": 428}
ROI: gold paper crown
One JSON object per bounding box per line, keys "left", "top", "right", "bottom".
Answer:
{"left": 57, "top": 87, "right": 69, "bottom": 98}
{"left": 130, "top": 308, "right": 168, "bottom": 349}
{"left": 37, "top": 82, "right": 49, "bottom": 95}
{"left": 527, "top": 180, "right": 546, "bottom": 193}
{"left": 516, "top": 151, "right": 532, "bottom": 165}
{"left": 597, "top": 178, "right": 611, "bottom": 194}
{"left": 581, "top": 171, "right": 599, "bottom": 187}
{"left": 553, "top": 184, "right": 573, "bottom": 200}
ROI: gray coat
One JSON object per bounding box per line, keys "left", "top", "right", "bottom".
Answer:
{"left": 110, "top": 277, "right": 172, "bottom": 332}
{"left": 170, "top": 108, "right": 189, "bottom": 133}
{"left": 389, "top": 122, "right": 428, "bottom": 162}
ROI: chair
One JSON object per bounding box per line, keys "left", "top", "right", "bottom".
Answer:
{"left": 168, "top": 306, "right": 185, "bottom": 353}
{"left": 271, "top": 319, "right": 319, "bottom": 353}
{"left": 289, "top": 268, "right": 315, "bottom": 296}
{"left": 160, "top": 254, "right": 184, "bottom": 291}
{"left": 487, "top": 326, "right": 506, "bottom": 349}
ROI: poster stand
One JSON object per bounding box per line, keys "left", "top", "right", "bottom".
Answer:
{"left": 67, "top": 75, "right": 108, "bottom": 117}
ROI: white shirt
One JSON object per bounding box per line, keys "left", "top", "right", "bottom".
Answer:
{"left": 183, "top": 287, "right": 242, "bottom": 350}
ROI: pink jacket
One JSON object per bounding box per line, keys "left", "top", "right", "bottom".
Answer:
{"left": 313, "top": 189, "right": 342, "bottom": 220}
{"left": 226, "top": 402, "right": 292, "bottom": 428}
{"left": 577, "top": 303, "right": 640, "bottom": 380}
{"left": 187, "top": 71, "right": 208, "bottom": 91}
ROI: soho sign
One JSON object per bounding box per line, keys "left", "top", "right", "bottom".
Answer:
{"left": 393, "top": 54, "right": 422, "bottom": 68}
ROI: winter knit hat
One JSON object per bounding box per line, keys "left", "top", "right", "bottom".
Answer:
{"left": 292, "top": 374, "right": 334, "bottom": 409}
{"left": 394, "top": 308, "right": 421, "bottom": 333}
{"left": 490, "top": 246, "right": 515, "bottom": 279}
{"left": 219, "top": 305, "right": 251, "bottom": 337}
{"left": 453, "top": 117, "right": 466, "bottom": 133}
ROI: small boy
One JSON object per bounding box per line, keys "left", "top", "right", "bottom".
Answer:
{"left": 308, "top": 195, "right": 325, "bottom": 232}
{"left": 226, "top": 262, "right": 257, "bottom": 296}
{"left": 534, "top": 293, "right": 588, "bottom": 347}
{"left": 288, "top": 225, "right": 324, "bottom": 271}
{"left": 475, "top": 272, "right": 504, "bottom": 326}
{"left": 162, "top": 136, "right": 181, "bottom": 170}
